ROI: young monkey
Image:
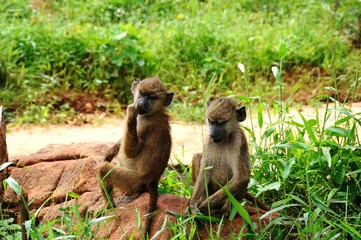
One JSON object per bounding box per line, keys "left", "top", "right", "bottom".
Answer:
{"left": 98, "top": 77, "right": 173, "bottom": 236}
{"left": 190, "top": 98, "right": 269, "bottom": 216}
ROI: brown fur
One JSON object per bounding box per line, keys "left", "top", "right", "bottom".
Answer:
{"left": 98, "top": 77, "right": 173, "bottom": 237}
{"left": 190, "top": 98, "right": 268, "bottom": 216}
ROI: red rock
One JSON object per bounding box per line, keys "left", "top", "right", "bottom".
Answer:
{"left": 3, "top": 142, "right": 278, "bottom": 239}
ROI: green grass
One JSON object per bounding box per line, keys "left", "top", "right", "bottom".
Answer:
{"left": 0, "top": 0, "right": 360, "bottom": 238}
{"left": 2, "top": 54, "right": 360, "bottom": 238}
{"left": 0, "top": 0, "right": 360, "bottom": 124}
{"left": 3, "top": 94, "right": 360, "bottom": 238}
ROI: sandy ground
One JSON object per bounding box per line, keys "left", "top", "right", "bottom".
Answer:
{"left": 6, "top": 118, "right": 206, "bottom": 165}
{"left": 6, "top": 102, "right": 361, "bottom": 165}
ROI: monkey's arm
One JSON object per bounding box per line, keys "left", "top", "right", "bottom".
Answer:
{"left": 190, "top": 162, "right": 211, "bottom": 213}
{"left": 123, "top": 104, "right": 142, "bottom": 158}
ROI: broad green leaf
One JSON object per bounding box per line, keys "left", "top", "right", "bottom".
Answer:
{"left": 223, "top": 187, "right": 253, "bottom": 230}
{"left": 324, "top": 86, "right": 338, "bottom": 92}
{"left": 272, "top": 142, "right": 309, "bottom": 150}
{"left": 332, "top": 164, "right": 346, "bottom": 185}
{"left": 271, "top": 66, "right": 281, "bottom": 83}
{"left": 5, "top": 177, "right": 22, "bottom": 195}
{"left": 279, "top": 42, "right": 287, "bottom": 58}
{"left": 257, "top": 182, "right": 281, "bottom": 196}
{"left": 25, "top": 219, "right": 31, "bottom": 240}
{"left": 312, "top": 196, "right": 336, "bottom": 215}
{"left": 238, "top": 96, "right": 251, "bottom": 103}
{"left": 89, "top": 215, "right": 115, "bottom": 225}
{"left": 325, "top": 126, "right": 351, "bottom": 138}
{"left": 289, "top": 194, "right": 307, "bottom": 206}
{"left": 321, "top": 147, "right": 332, "bottom": 168}
{"left": 262, "top": 181, "right": 281, "bottom": 191}
{"left": 297, "top": 110, "right": 318, "bottom": 143}
{"left": 68, "top": 192, "right": 80, "bottom": 199}
{"left": 282, "top": 158, "right": 295, "bottom": 179}
{"left": 261, "top": 126, "right": 276, "bottom": 142}
{"left": 0, "top": 162, "right": 14, "bottom": 172}
{"left": 193, "top": 214, "right": 221, "bottom": 223}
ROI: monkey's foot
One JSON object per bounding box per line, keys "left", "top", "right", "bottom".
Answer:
{"left": 189, "top": 203, "right": 201, "bottom": 215}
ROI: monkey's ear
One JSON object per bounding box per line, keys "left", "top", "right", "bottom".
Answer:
{"left": 164, "top": 93, "right": 174, "bottom": 107}
{"left": 236, "top": 106, "right": 246, "bottom": 122}
{"left": 131, "top": 78, "right": 141, "bottom": 94}
{"left": 206, "top": 101, "right": 210, "bottom": 108}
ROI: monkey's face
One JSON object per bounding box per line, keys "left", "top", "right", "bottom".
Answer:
{"left": 206, "top": 98, "right": 247, "bottom": 143}
{"left": 134, "top": 91, "right": 159, "bottom": 115}
{"left": 131, "top": 77, "right": 174, "bottom": 116}
{"left": 207, "top": 119, "right": 229, "bottom": 143}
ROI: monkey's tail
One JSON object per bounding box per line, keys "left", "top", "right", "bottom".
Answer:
{"left": 19, "top": 195, "right": 30, "bottom": 240}
{"left": 144, "top": 183, "right": 159, "bottom": 238}
{"left": 245, "top": 192, "right": 270, "bottom": 211}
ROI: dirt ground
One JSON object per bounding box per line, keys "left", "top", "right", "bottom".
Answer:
{"left": 6, "top": 102, "right": 361, "bottom": 165}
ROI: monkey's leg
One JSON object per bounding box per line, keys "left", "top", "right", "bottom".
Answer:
{"left": 99, "top": 162, "right": 116, "bottom": 208}
{"left": 190, "top": 157, "right": 210, "bottom": 214}
{"left": 99, "top": 162, "right": 146, "bottom": 209}
{"left": 100, "top": 162, "right": 145, "bottom": 194}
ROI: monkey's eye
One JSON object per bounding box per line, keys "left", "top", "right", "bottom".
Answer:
{"left": 208, "top": 119, "right": 226, "bottom": 125}
{"left": 149, "top": 95, "right": 157, "bottom": 100}
{"left": 208, "top": 119, "right": 216, "bottom": 124}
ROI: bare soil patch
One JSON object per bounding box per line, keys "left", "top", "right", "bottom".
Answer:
{"left": 7, "top": 102, "right": 361, "bottom": 165}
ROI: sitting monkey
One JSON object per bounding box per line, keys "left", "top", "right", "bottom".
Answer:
{"left": 190, "top": 97, "right": 268, "bottom": 216}
{"left": 98, "top": 77, "right": 173, "bottom": 236}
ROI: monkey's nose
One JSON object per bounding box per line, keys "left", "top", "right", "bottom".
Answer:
{"left": 137, "top": 106, "right": 147, "bottom": 115}
{"left": 210, "top": 135, "right": 222, "bottom": 143}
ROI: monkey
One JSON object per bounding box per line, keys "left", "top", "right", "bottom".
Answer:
{"left": 189, "top": 97, "right": 269, "bottom": 217}
{"left": 98, "top": 77, "right": 174, "bottom": 237}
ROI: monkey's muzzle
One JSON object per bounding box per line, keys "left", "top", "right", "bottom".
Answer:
{"left": 136, "top": 102, "right": 150, "bottom": 115}
{"left": 210, "top": 127, "right": 224, "bottom": 143}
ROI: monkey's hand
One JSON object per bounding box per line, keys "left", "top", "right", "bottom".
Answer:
{"left": 126, "top": 103, "right": 138, "bottom": 121}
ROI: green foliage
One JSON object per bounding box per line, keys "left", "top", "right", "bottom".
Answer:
{"left": 0, "top": 218, "right": 22, "bottom": 240}
{"left": 0, "top": 0, "right": 360, "bottom": 124}
{"left": 0, "top": 0, "right": 360, "bottom": 238}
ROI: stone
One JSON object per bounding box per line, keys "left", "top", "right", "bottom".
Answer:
{"left": 3, "top": 142, "right": 277, "bottom": 239}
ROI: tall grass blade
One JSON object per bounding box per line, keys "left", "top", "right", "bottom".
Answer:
{"left": 0, "top": 162, "right": 14, "bottom": 171}
{"left": 311, "top": 196, "right": 336, "bottom": 215}
{"left": 297, "top": 110, "right": 318, "bottom": 143}
{"left": 222, "top": 187, "right": 254, "bottom": 231}
{"left": 5, "top": 177, "right": 22, "bottom": 195}
{"left": 260, "top": 204, "right": 300, "bottom": 219}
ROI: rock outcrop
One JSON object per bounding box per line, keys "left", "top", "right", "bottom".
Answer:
{"left": 3, "top": 142, "right": 277, "bottom": 239}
